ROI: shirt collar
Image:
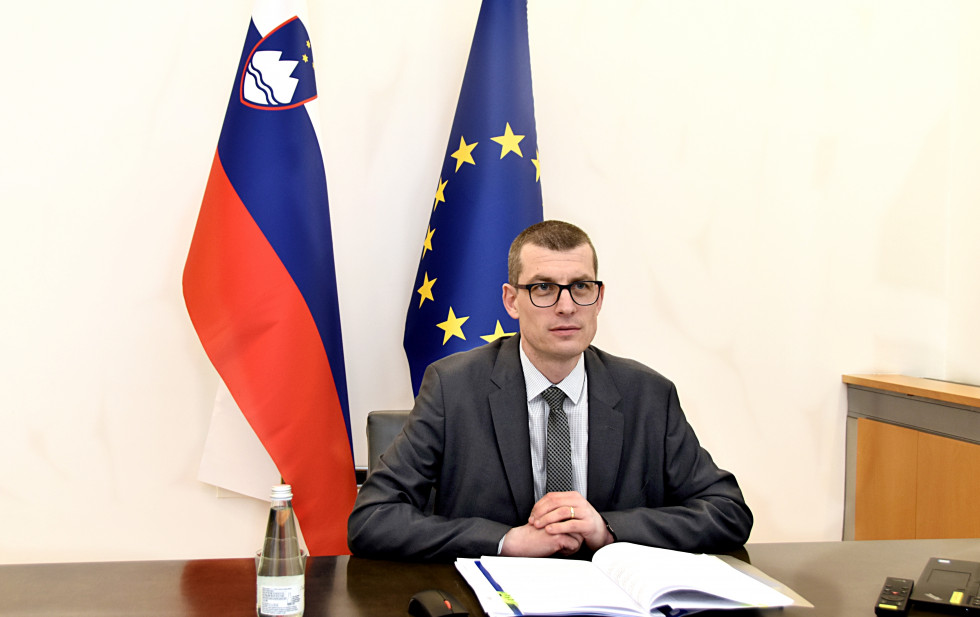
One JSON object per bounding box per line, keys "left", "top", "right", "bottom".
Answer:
{"left": 519, "top": 343, "right": 586, "bottom": 405}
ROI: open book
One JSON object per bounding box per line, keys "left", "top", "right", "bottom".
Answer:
{"left": 456, "top": 542, "right": 806, "bottom": 617}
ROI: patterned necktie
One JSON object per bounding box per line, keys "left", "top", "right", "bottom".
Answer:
{"left": 542, "top": 386, "right": 573, "bottom": 493}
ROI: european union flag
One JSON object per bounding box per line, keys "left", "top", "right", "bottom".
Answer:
{"left": 403, "top": 0, "right": 544, "bottom": 394}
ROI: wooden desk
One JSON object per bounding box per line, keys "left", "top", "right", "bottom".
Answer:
{"left": 1, "top": 539, "right": 978, "bottom": 616}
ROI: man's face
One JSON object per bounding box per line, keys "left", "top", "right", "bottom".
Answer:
{"left": 502, "top": 243, "right": 603, "bottom": 375}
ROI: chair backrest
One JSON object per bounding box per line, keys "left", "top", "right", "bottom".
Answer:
{"left": 366, "top": 410, "right": 410, "bottom": 473}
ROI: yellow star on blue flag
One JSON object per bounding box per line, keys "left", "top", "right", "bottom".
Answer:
{"left": 403, "top": 0, "right": 543, "bottom": 394}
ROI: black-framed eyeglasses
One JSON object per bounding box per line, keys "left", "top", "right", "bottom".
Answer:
{"left": 515, "top": 280, "right": 603, "bottom": 308}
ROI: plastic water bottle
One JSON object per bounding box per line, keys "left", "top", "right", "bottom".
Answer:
{"left": 256, "top": 484, "right": 305, "bottom": 617}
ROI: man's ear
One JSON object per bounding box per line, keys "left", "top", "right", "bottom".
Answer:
{"left": 502, "top": 283, "right": 520, "bottom": 319}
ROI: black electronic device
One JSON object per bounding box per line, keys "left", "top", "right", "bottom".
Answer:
{"left": 408, "top": 588, "right": 469, "bottom": 617}
{"left": 910, "top": 557, "right": 980, "bottom": 615}
{"left": 876, "top": 577, "right": 913, "bottom": 615}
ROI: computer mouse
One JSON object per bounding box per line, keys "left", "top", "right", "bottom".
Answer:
{"left": 407, "top": 588, "right": 468, "bottom": 617}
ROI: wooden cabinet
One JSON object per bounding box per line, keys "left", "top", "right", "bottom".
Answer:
{"left": 844, "top": 375, "right": 980, "bottom": 540}
{"left": 916, "top": 430, "right": 980, "bottom": 538}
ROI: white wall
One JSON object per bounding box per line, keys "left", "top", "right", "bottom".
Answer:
{"left": 1, "top": 1, "right": 978, "bottom": 563}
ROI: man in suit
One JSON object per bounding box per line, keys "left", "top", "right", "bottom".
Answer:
{"left": 348, "top": 220, "right": 752, "bottom": 560}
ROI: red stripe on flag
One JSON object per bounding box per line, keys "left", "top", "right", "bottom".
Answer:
{"left": 183, "top": 152, "right": 356, "bottom": 555}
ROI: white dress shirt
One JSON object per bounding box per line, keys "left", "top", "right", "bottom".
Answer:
{"left": 519, "top": 344, "right": 589, "bottom": 501}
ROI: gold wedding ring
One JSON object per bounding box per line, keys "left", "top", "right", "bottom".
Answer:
{"left": 569, "top": 506, "right": 575, "bottom": 520}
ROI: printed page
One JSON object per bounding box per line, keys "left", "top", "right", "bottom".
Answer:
{"left": 457, "top": 555, "right": 646, "bottom": 617}
{"left": 592, "top": 543, "right": 794, "bottom": 611}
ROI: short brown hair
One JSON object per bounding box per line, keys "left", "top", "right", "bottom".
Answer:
{"left": 508, "top": 220, "right": 598, "bottom": 285}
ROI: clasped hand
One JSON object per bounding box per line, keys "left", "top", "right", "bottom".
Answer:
{"left": 501, "top": 491, "right": 613, "bottom": 557}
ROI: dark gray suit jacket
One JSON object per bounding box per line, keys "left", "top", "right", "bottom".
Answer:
{"left": 347, "top": 335, "right": 752, "bottom": 560}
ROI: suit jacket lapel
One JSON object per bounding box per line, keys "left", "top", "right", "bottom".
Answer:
{"left": 585, "top": 347, "right": 624, "bottom": 509}
{"left": 488, "top": 335, "right": 535, "bottom": 518}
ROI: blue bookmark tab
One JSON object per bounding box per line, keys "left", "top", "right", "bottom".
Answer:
{"left": 475, "top": 560, "right": 522, "bottom": 616}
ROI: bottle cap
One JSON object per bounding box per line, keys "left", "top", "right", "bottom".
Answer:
{"left": 271, "top": 484, "right": 293, "bottom": 501}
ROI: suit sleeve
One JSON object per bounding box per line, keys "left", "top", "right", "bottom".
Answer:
{"left": 600, "top": 382, "right": 753, "bottom": 553}
{"left": 347, "top": 363, "right": 510, "bottom": 561}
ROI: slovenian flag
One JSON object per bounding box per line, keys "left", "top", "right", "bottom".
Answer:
{"left": 403, "top": 0, "right": 544, "bottom": 394}
{"left": 182, "top": 1, "right": 355, "bottom": 556}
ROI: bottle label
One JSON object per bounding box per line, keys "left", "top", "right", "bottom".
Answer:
{"left": 257, "top": 575, "right": 304, "bottom": 616}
